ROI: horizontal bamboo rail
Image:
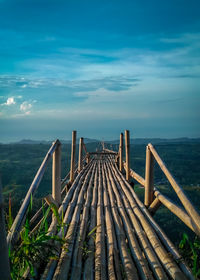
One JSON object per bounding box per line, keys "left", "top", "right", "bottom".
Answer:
{"left": 154, "top": 188, "right": 200, "bottom": 235}
{"left": 123, "top": 162, "right": 145, "bottom": 186}
{"left": 89, "top": 151, "right": 118, "bottom": 155}
{"left": 103, "top": 148, "right": 118, "bottom": 155}
{"left": 7, "top": 139, "right": 60, "bottom": 246}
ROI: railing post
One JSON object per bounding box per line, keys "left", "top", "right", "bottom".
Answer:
{"left": 86, "top": 153, "right": 90, "bottom": 164}
{"left": 119, "top": 132, "right": 123, "bottom": 172}
{"left": 52, "top": 140, "right": 61, "bottom": 205}
{"left": 78, "top": 137, "right": 83, "bottom": 173}
{"left": 125, "top": 130, "right": 130, "bottom": 181}
{"left": 70, "top": 130, "right": 77, "bottom": 183}
{"left": 0, "top": 176, "right": 11, "bottom": 280}
{"left": 144, "top": 145, "right": 154, "bottom": 207}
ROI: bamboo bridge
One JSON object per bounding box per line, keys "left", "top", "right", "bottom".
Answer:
{"left": 1, "top": 130, "right": 200, "bottom": 280}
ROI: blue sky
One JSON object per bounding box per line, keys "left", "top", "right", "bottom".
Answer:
{"left": 0, "top": 0, "right": 200, "bottom": 141}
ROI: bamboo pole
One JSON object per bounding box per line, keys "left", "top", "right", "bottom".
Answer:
{"left": 116, "top": 166, "right": 193, "bottom": 279}
{"left": 94, "top": 161, "right": 106, "bottom": 280}
{"left": 7, "top": 139, "right": 59, "bottom": 246}
{"left": 83, "top": 142, "right": 87, "bottom": 154}
{"left": 106, "top": 161, "right": 166, "bottom": 280}
{"left": 123, "top": 162, "right": 145, "bottom": 186}
{"left": 52, "top": 163, "right": 95, "bottom": 280}
{"left": 83, "top": 167, "right": 98, "bottom": 280}
{"left": 70, "top": 166, "right": 96, "bottom": 279}
{"left": 104, "top": 163, "right": 140, "bottom": 280}
{"left": 102, "top": 165, "right": 122, "bottom": 280}
{"left": 0, "top": 177, "right": 11, "bottom": 280}
{"left": 78, "top": 137, "right": 83, "bottom": 173}
{"left": 41, "top": 161, "right": 95, "bottom": 279}
{"left": 144, "top": 145, "right": 154, "bottom": 207}
{"left": 119, "top": 133, "right": 123, "bottom": 172}
{"left": 105, "top": 162, "right": 156, "bottom": 280}
{"left": 86, "top": 153, "right": 90, "bottom": 164}
{"left": 154, "top": 189, "right": 199, "bottom": 235}
{"left": 103, "top": 148, "right": 118, "bottom": 155}
{"left": 52, "top": 141, "right": 61, "bottom": 205}
{"left": 148, "top": 197, "right": 162, "bottom": 215}
{"left": 44, "top": 194, "right": 59, "bottom": 208}
{"left": 148, "top": 143, "right": 200, "bottom": 235}
{"left": 70, "top": 130, "right": 77, "bottom": 183}
{"left": 125, "top": 130, "right": 130, "bottom": 181}
{"left": 111, "top": 161, "right": 188, "bottom": 280}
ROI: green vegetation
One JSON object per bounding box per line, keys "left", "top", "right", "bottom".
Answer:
{"left": 179, "top": 233, "right": 200, "bottom": 279}
{"left": 8, "top": 200, "right": 66, "bottom": 280}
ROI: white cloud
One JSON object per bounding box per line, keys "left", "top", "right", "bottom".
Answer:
{"left": 20, "top": 101, "right": 32, "bottom": 112}
{"left": 4, "top": 97, "right": 16, "bottom": 106}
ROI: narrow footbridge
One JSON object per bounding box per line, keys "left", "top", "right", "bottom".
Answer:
{"left": 1, "top": 131, "right": 200, "bottom": 279}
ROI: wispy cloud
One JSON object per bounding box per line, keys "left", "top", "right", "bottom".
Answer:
{"left": 20, "top": 101, "right": 32, "bottom": 112}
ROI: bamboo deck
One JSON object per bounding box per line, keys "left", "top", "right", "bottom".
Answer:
{"left": 41, "top": 155, "right": 193, "bottom": 280}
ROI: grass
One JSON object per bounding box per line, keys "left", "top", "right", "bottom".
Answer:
{"left": 7, "top": 199, "right": 66, "bottom": 280}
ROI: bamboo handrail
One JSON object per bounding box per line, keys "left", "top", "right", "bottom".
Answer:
{"left": 103, "top": 148, "right": 118, "bottom": 154}
{"left": 148, "top": 197, "right": 162, "bottom": 215}
{"left": 123, "top": 161, "right": 145, "bottom": 186}
{"left": 148, "top": 143, "right": 200, "bottom": 235}
{"left": 7, "top": 139, "right": 60, "bottom": 246}
{"left": 123, "top": 151, "right": 200, "bottom": 236}
{"left": 82, "top": 142, "right": 87, "bottom": 154}
{"left": 154, "top": 188, "right": 200, "bottom": 235}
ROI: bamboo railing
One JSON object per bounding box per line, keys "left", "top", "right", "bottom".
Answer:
{"left": 7, "top": 139, "right": 61, "bottom": 246}
{"left": 6, "top": 131, "right": 89, "bottom": 247}
{"left": 115, "top": 131, "right": 200, "bottom": 237}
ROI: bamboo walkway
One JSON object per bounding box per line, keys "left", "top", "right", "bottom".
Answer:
{"left": 41, "top": 155, "right": 192, "bottom": 280}
{"left": 2, "top": 130, "right": 199, "bottom": 279}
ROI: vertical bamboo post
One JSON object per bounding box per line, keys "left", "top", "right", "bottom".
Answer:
{"left": 144, "top": 145, "right": 154, "bottom": 207}
{"left": 78, "top": 137, "right": 83, "bottom": 173}
{"left": 52, "top": 140, "right": 61, "bottom": 205}
{"left": 125, "top": 130, "right": 130, "bottom": 181}
{"left": 86, "top": 153, "right": 90, "bottom": 164}
{"left": 70, "top": 130, "right": 77, "bottom": 183}
{"left": 119, "top": 133, "right": 124, "bottom": 172}
{"left": 0, "top": 176, "right": 11, "bottom": 280}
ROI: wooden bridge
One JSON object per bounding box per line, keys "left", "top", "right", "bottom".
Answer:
{"left": 1, "top": 130, "right": 200, "bottom": 279}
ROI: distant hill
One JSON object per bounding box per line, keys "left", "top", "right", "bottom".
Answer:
{"left": 11, "top": 138, "right": 100, "bottom": 145}
{"left": 105, "top": 137, "right": 200, "bottom": 145}
{"left": 8, "top": 137, "right": 200, "bottom": 145}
